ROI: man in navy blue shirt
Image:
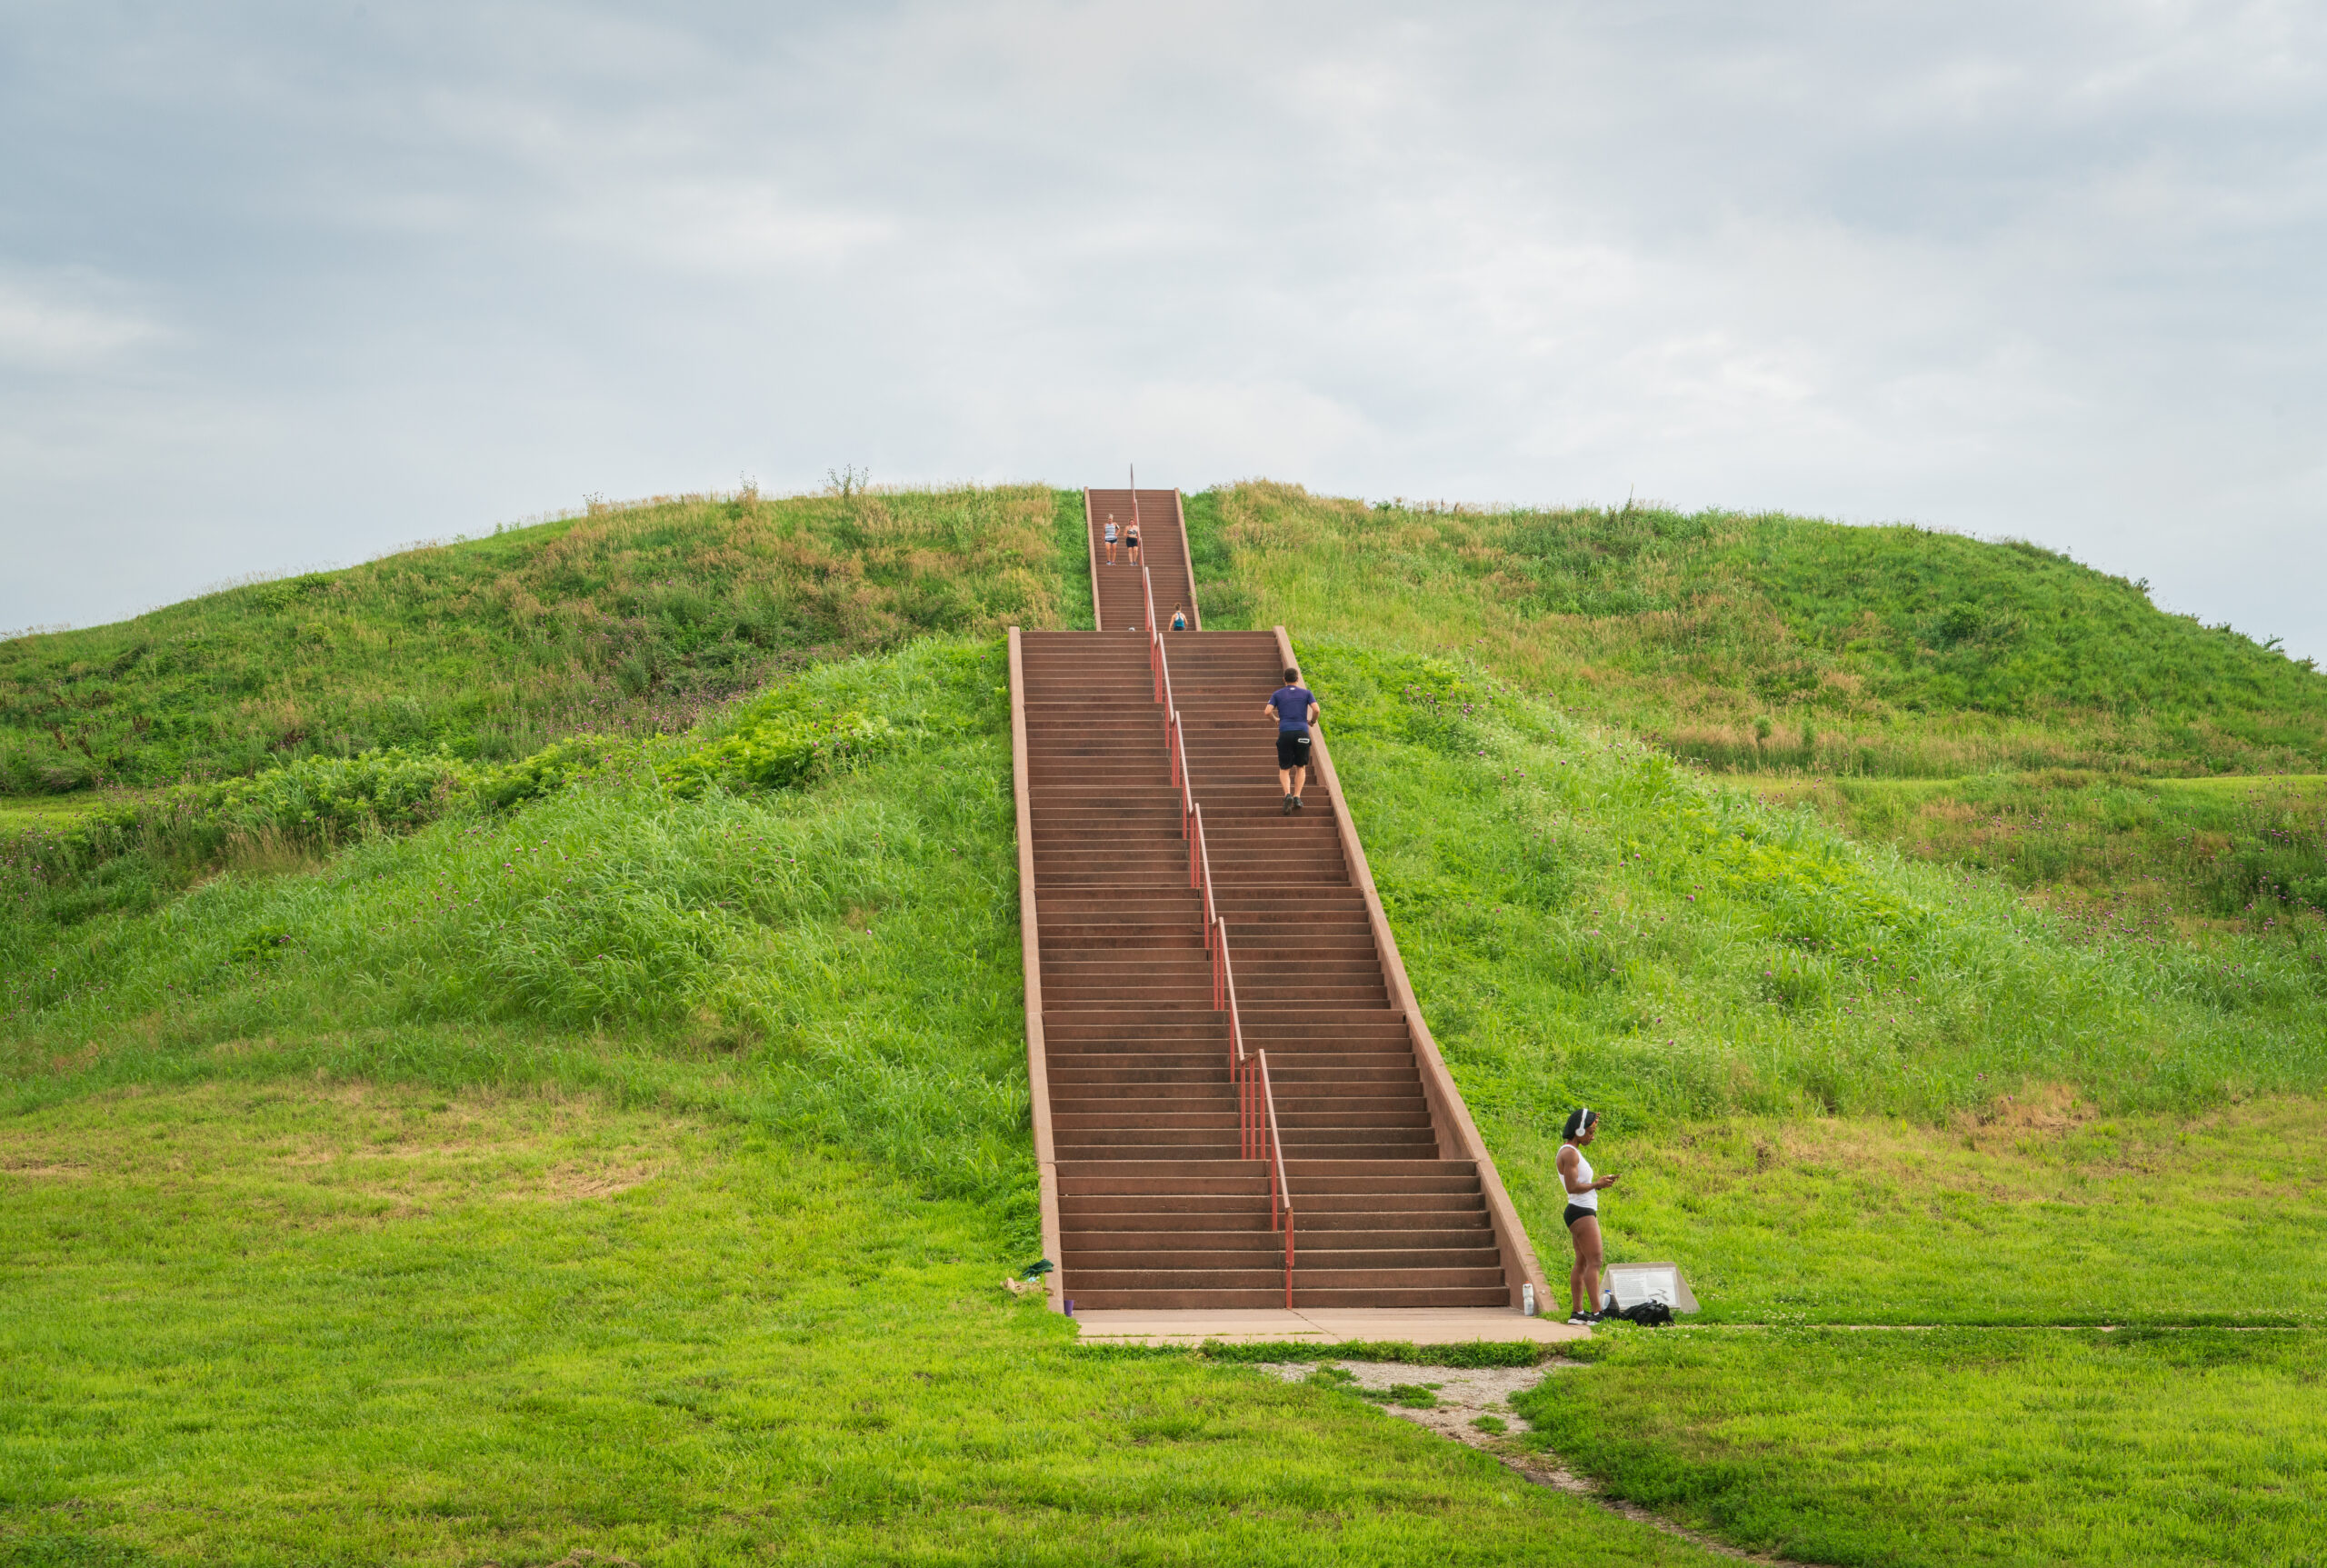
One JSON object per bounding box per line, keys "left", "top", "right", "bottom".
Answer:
{"left": 1263, "top": 667, "right": 1318, "bottom": 814}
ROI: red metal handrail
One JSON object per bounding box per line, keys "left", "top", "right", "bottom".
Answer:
{"left": 1216, "top": 916, "right": 1252, "bottom": 1157}
{"left": 1192, "top": 804, "right": 1217, "bottom": 938}
{"left": 1154, "top": 627, "right": 1193, "bottom": 831}
{"left": 1257, "top": 1048, "right": 1294, "bottom": 1308}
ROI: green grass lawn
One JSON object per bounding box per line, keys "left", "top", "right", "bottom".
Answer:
{"left": 0, "top": 1082, "right": 1718, "bottom": 1567}
{"left": 1515, "top": 1326, "right": 2327, "bottom": 1568}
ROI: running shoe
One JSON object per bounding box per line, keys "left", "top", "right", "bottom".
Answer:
{"left": 1565, "top": 1310, "right": 1593, "bottom": 1325}
{"left": 1281, "top": 794, "right": 1294, "bottom": 814}
{"left": 1292, "top": 795, "right": 1304, "bottom": 811}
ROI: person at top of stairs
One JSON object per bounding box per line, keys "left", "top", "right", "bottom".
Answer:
{"left": 1103, "top": 515, "right": 1119, "bottom": 564}
{"left": 1263, "top": 665, "right": 1318, "bottom": 815}
{"left": 1125, "top": 520, "right": 1142, "bottom": 564}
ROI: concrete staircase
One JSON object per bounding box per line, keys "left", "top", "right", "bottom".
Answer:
{"left": 1009, "top": 489, "right": 1545, "bottom": 1313}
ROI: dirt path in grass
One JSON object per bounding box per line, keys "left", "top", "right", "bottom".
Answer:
{"left": 1257, "top": 1361, "right": 1822, "bottom": 1567}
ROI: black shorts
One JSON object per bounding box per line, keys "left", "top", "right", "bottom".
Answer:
{"left": 1564, "top": 1203, "right": 1597, "bottom": 1228}
{"left": 1276, "top": 730, "right": 1311, "bottom": 769}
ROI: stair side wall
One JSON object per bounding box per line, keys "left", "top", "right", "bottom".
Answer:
{"left": 1008, "top": 626, "right": 1067, "bottom": 1311}
{"left": 1172, "top": 490, "right": 1200, "bottom": 631}
{"left": 1083, "top": 491, "right": 1103, "bottom": 633}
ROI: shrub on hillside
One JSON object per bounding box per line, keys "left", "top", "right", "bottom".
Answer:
{"left": 472, "top": 734, "right": 633, "bottom": 811}
{"left": 661, "top": 713, "right": 895, "bottom": 796}
{"left": 0, "top": 740, "right": 98, "bottom": 794}
{"left": 55, "top": 749, "right": 475, "bottom": 867}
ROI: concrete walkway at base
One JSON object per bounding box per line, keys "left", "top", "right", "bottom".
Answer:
{"left": 1072, "top": 1307, "right": 1589, "bottom": 1346}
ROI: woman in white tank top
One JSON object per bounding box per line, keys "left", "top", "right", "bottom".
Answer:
{"left": 1557, "top": 1107, "right": 1618, "bottom": 1323}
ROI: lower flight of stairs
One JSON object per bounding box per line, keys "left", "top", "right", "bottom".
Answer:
{"left": 1019, "top": 625, "right": 1521, "bottom": 1310}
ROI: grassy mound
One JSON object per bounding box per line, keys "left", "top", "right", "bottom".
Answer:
{"left": 5, "top": 639, "right": 1034, "bottom": 1213}
{"left": 7, "top": 478, "right": 2326, "bottom": 1565}
{"left": 1191, "top": 482, "right": 2327, "bottom": 777}
{"left": 0, "top": 484, "right": 1087, "bottom": 792}
{"left": 1190, "top": 482, "right": 2327, "bottom": 932}
{"left": 1756, "top": 771, "right": 2327, "bottom": 929}
{"left": 12, "top": 633, "right": 2319, "bottom": 1289}
{"left": 1309, "top": 640, "right": 2326, "bottom": 1333}
{"left": 1303, "top": 640, "right": 2326, "bottom": 1129}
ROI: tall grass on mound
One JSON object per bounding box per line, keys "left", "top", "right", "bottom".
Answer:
{"left": 1, "top": 736, "right": 627, "bottom": 927}
{"left": 1190, "top": 483, "right": 2327, "bottom": 778}
{"left": 1, "top": 639, "right": 1034, "bottom": 1212}
{"left": 0, "top": 483, "right": 1074, "bottom": 792}
{"left": 1761, "top": 770, "right": 2327, "bottom": 937}
{"left": 1299, "top": 640, "right": 2327, "bottom": 1144}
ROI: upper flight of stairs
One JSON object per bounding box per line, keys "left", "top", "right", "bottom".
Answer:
{"left": 1010, "top": 488, "right": 1546, "bottom": 1313}
{"left": 1084, "top": 488, "right": 1195, "bottom": 634}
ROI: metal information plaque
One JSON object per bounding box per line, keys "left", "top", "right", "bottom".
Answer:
{"left": 1604, "top": 1262, "right": 1699, "bottom": 1313}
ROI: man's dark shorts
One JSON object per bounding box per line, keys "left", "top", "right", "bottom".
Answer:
{"left": 1276, "top": 729, "right": 1311, "bottom": 769}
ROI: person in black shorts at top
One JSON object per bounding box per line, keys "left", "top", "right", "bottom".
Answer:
{"left": 1125, "top": 519, "right": 1142, "bottom": 565}
{"left": 1263, "top": 667, "right": 1317, "bottom": 814}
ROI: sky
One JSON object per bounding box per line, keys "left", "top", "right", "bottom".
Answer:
{"left": 4, "top": 1, "right": 2323, "bottom": 659}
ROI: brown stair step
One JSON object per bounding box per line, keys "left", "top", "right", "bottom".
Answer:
{"left": 1048, "top": 1056, "right": 1417, "bottom": 1074}
{"left": 1065, "top": 1266, "right": 1506, "bottom": 1292}
{"left": 1063, "top": 1215, "right": 1490, "bottom": 1239}
{"left": 1052, "top": 1062, "right": 1413, "bottom": 1080}
{"left": 1062, "top": 1191, "right": 1485, "bottom": 1216}
{"left": 1051, "top": 1105, "right": 1428, "bottom": 1129}
{"left": 1063, "top": 1287, "right": 1512, "bottom": 1311}
{"left": 1054, "top": 1140, "right": 1442, "bottom": 1161}
{"left": 1068, "top": 1246, "right": 1503, "bottom": 1272}
{"left": 1051, "top": 1110, "right": 1240, "bottom": 1128}
{"left": 1046, "top": 1048, "right": 1412, "bottom": 1067}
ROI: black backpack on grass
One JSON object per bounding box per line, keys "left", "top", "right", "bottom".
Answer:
{"left": 1609, "top": 1301, "right": 1674, "bottom": 1328}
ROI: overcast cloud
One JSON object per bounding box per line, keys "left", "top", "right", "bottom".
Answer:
{"left": 4, "top": 1, "right": 2323, "bottom": 658}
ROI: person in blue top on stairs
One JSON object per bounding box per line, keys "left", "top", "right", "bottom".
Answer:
{"left": 1171, "top": 604, "right": 1188, "bottom": 631}
{"left": 1263, "top": 667, "right": 1318, "bottom": 814}
{"left": 1558, "top": 1107, "right": 1619, "bottom": 1324}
